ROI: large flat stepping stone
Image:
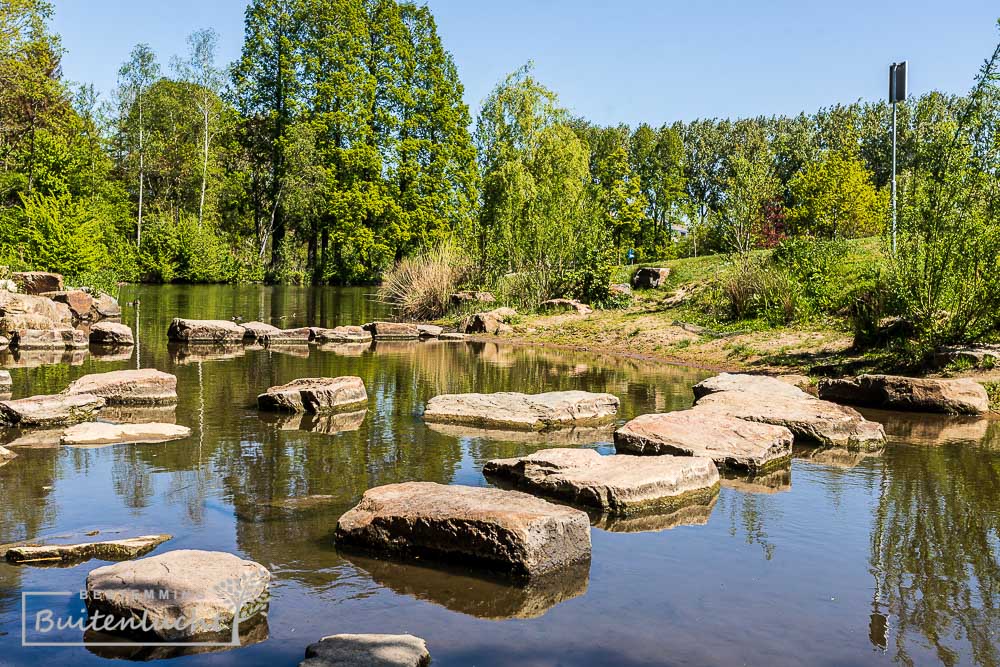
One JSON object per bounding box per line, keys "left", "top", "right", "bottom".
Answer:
{"left": 242, "top": 321, "right": 311, "bottom": 344}
{"left": 167, "top": 318, "right": 246, "bottom": 342}
{"left": 12, "top": 327, "right": 88, "bottom": 350}
{"left": 89, "top": 322, "right": 134, "bottom": 346}
{"left": 335, "top": 482, "right": 591, "bottom": 580}
{"left": 312, "top": 326, "right": 372, "bottom": 343}
{"left": 0, "top": 393, "right": 104, "bottom": 426}
{"left": 424, "top": 390, "right": 619, "bottom": 430}
{"left": 693, "top": 372, "right": 809, "bottom": 400}
{"left": 61, "top": 422, "right": 191, "bottom": 447}
{"left": 258, "top": 377, "right": 367, "bottom": 413}
{"left": 301, "top": 634, "right": 430, "bottom": 667}
{"left": 614, "top": 410, "right": 793, "bottom": 472}
{"left": 4, "top": 534, "right": 171, "bottom": 564}
{"left": 363, "top": 321, "right": 420, "bottom": 340}
{"left": 484, "top": 448, "right": 719, "bottom": 514}
{"left": 65, "top": 369, "right": 177, "bottom": 405}
{"left": 86, "top": 549, "right": 270, "bottom": 641}
{"left": 818, "top": 374, "right": 989, "bottom": 415}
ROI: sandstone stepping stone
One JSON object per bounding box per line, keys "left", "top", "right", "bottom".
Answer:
{"left": 693, "top": 372, "right": 809, "bottom": 400}
{"left": 0, "top": 444, "right": 15, "bottom": 466}
{"left": 258, "top": 376, "right": 367, "bottom": 413}
{"left": 818, "top": 374, "right": 989, "bottom": 415}
{"left": 312, "top": 326, "right": 372, "bottom": 343}
{"left": 633, "top": 267, "right": 671, "bottom": 288}
{"left": 416, "top": 324, "right": 443, "bottom": 338}
{"left": 4, "top": 534, "right": 171, "bottom": 564}
{"left": 89, "top": 321, "right": 134, "bottom": 346}
{"left": 0, "top": 393, "right": 104, "bottom": 426}
{"left": 66, "top": 369, "right": 178, "bottom": 405}
{"left": 167, "top": 318, "right": 246, "bottom": 342}
{"left": 424, "top": 390, "right": 619, "bottom": 431}
{"left": 86, "top": 549, "right": 270, "bottom": 641}
{"left": 12, "top": 271, "right": 62, "bottom": 295}
{"left": 301, "top": 634, "right": 430, "bottom": 667}
{"left": 91, "top": 292, "right": 121, "bottom": 319}
{"left": 450, "top": 291, "right": 495, "bottom": 307}
{"left": 12, "top": 327, "right": 88, "bottom": 350}
{"left": 461, "top": 307, "right": 516, "bottom": 335}
{"left": 44, "top": 290, "right": 93, "bottom": 320}
{"left": 484, "top": 448, "right": 719, "bottom": 515}
{"left": 363, "top": 321, "right": 420, "bottom": 340}
{"left": 61, "top": 422, "right": 191, "bottom": 447}
{"left": 335, "top": 482, "right": 591, "bottom": 579}
{"left": 242, "top": 321, "right": 311, "bottom": 344}
{"left": 0, "top": 289, "right": 73, "bottom": 325}
{"left": 614, "top": 410, "right": 794, "bottom": 472}
{"left": 539, "top": 298, "right": 593, "bottom": 315}
{"left": 0, "top": 370, "right": 10, "bottom": 392}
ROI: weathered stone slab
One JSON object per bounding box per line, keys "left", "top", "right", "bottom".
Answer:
{"left": 614, "top": 410, "right": 794, "bottom": 472}
{"left": 484, "top": 448, "right": 719, "bottom": 515}
{"left": 0, "top": 444, "right": 15, "bottom": 466}
{"left": 61, "top": 422, "right": 191, "bottom": 447}
{"left": 301, "top": 634, "right": 430, "bottom": 667}
{"left": 0, "top": 393, "right": 104, "bottom": 426}
{"left": 0, "top": 289, "right": 73, "bottom": 326}
{"left": 363, "top": 321, "right": 420, "bottom": 340}
{"left": 633, "top": 267, "right": 671, "bottom": 289}
{"left": 0, "top": 370, "right": 10, "bottom": 393}
{"left": 44, "top": 290, "right": 93, "bottom": 320}
{"left": 424, "top": 390, "right": 619, "bottom": 430}
{"left": 86, "top": 549, "right": 270, "bottom": 641}
{"left": 539, "top": 298, "right": 593, "bottom": 315}
{"left": 66, "top": 369, "right": 178, "bottom": 405}
{"left": 4, "top": 534, "right": 171, "bottom": 564}
{"left": 12, "top": 327, "right": 87, "bottom": 350}
{"left": 416, "top": 324, "right": 443, "bottom": 338}
{"left": 461, "top": 307, "right": 517, "bottom": 335}
{"left": 692, "top": 372, "right": 809, "bottom": 400}
{"left": 89, "top": 321, "right": 134, "bottom": 346}
{"left": 91, "top": 292, "right": 121, "bottom": 319}
{"left": 818, "top": 374, "right": 989, "bottom": 415}
{"left": 258, "top": 376, "right": 367, "bottom": 413}
{"left": 312, "top": 326, "right": 372, "bottom": 343}
{"left": 167, "top": 318, "right": 246, "bottom": 343}
{"left": 335, "top": 482, "right": 591, "bottom": 579}
{"left": 12, "top": 271, "right": 62, "bottom": 295}
{"left": 242, "top": 321, "right": 311, "bottom": 344}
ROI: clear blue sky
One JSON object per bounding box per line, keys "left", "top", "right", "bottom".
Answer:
{"left": 52, "top": 0, "right": 999, "bottom": 125}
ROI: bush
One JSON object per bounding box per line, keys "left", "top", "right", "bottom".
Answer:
{"left": 717, "top": 259, "right": 803, "bottom": 325}
{"left": 140, "top": 215, "right": 237, "bottom": 283}
{"left": 378, "top": 243, "right": 471, "bottom": 319}
{"left": 18, "top": 192, "right": 110, "bottom": 276}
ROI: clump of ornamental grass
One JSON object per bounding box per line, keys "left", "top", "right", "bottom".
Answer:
{"left": 378, "top": 243, "right": 472, "bottom": 320}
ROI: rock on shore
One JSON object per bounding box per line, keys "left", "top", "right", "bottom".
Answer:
{"left": 461, "top": 307, "right": 517, "bottom": 335}
{"left": 4, "top": 534, "right": 171, "bottom": 564}
{"left": 818, "top": 374, "right": 989, "bottom": 415}
{"left": 86, "top": 549, "right": 270, "bottom": 641}
{"left": 258, "top": 376, "right": 368, "bottom": 413}
{"left": 484, "top": 448, "right": 719, "bottom": 514}
{"left": 12, "top": 327, "right": 88, "bottom": 350}
{"left": 424, "top": 390, "right": 619, "bottom": 430}
{"left": 66, "top": 369, "right": 178, "bottom": 405}
{"left": 539, "top": 299, "right": 593, "bottom": 315}
{"left": 12, "top": 271, "right": 62, "bottom": 295}
{"left": 0, "top": 393, "right": 104, "bottom": 426}
{"left": 167, "top": 318, "right": 246, "bottom": 343}
{"left": 89, "top": 321, "right": 135, "bottom": 346}
{"left": 633, "top": 267, "right": 671, "bottom": 289}
{"left": 61, "top": 422, "right": 191, "bottom": 447}
{"left": 614, "top": 410, "right": 794, "bottom": 472}
{"left": 335, "top": 482, "right": 591, "bottom": 579}
{"left": 241, "top": 321, "right": 311, "bottom": 344}
{"left": 301, "top": 634, "right": 430, "bottom": 667}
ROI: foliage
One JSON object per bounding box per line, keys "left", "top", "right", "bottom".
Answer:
{"left": 378, "top": 242, "right": 471, "bottom": 319}
{"left": 18, "top": 191, "right": 110, "bottom": 275}
{"left": 139, "top": 214, "right": 238, "bottom": 283}
{"left": 786, "top": 149, "right": 888, "bottom": 238}
{"left": 718, "top": 128, "right": 780, "bottom": 258}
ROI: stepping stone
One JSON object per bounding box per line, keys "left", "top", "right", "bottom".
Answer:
{"left": 416, "top": 324, "right": 443, "bottom": 338}
{"left": 424, "top": 390, "right": 619, "bottom": 430}
{"left": 0, "top": 370, "right": 10, "bottom": 393}
{"left": 4, "top": 534, "right": 171, "bottom": 564}
{"left": 301, "top": 634, "right": 430, "bottom": 667}
{"left": 312, "top": 326, "right": 372, "bottom": 343}
{"left": 12, "top": 327, "right": 88, "bottom": 350}
{"left": 0, "top": 393, "right": 104, "bottom": 426}
{"left": 818, "top": 374, "right": 989, "bottom": 415}
{"left": 484, "top": 448, "right": 719, "bottom": 514}
{"left": 86, "top": 549, "right": 270, "bottom": 641}
{"left": 258, "top": 377, "right": 367, "bottom": 413}
{"left": 89, "top": 321, "right": 134, "bottom": 346}
{"left": 614, "top": 410, "right": 794, "bottom": 472}
{"left": 167, "top": 318, "right": 246, "bottom": 342}
{"left": 335, "top": 482, "right": 591, "bottom": 580}
{"left": 65, "top": 369, "right": 178, "bottom": 405}
{"left": 363, "top": 321, "right": 420, "bottom": 340}
{"left": 61, "top": 422, "right": 191, "bottom": 447}
{"left": 693, "top": 372, "right": 809, "bottom": 400}
{"left": 242, "top": 321, "right": 311, "bottom": 344}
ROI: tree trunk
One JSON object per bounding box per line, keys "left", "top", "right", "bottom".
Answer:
{"left": 138, "top": 89, "right": 144, "bottom": 248}
{"left": 199, "top": 95, "right": 209, "bottom": 228}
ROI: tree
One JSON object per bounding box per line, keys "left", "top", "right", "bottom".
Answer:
{"left": 630, "top": 123, "right": 686, "bottom": 248}
{"left": 718, "top": 128, "right": 779, "bottom": 258}
{"left": 117, "top": 43, "right": 160, "bottom": 248}
{"left": 786, "top": 149, "right": 887, "bottom": 238}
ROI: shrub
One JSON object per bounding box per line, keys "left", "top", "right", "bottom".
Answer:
{"left": 718, "top": 259, "right": 802, "bottom": 325}
{"left": 19, "top": 192, "right": 110, "bottom": 276}
{"left": 378, "top": 243, "right": 471, "bottom": 319}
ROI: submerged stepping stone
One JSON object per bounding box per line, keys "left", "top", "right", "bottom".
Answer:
{"left": 818, "top": 374, "right": 989, "bottom": 415}
{"left": 335, "top": 482, "right": 591, "bottom": 580}
{"left": 65, "top": 369, "right": 178, "bottom": 405}
{"left": 4, "top": 534, "right": 172, "bottom": 564}
{"left": 312, "top": 326, "right": 372, "bottom": 343}
{"left": 301, "top": 634, "right": 430, "bottom": 667}
{"left": 0, "top": 393, "right": 104, "bottom": 426}
{"left": 484, "top": 448, "right": 719, "bottom": 515}
{"left": 61, "top": 422, "right": 191, "bottom": 447}
{"left": 258, "top": 376, "right": 368, "bottom": 413}
{"left": 86, "top": 549, "right": 270, "bottom": 641}
{"left": 89, "top": 321, "right": 134, "bottom": 346}
{"left": 167, "top": 318, "right": 246, "bottom": 343}
{"left": 424, "top": 390, "right": 620, "bottom": 430}
{"left": 614, "top": 410, "right": 794, "bottom": 472}
{"left": 363, "top": 321, "right": 420, "bottom": 340}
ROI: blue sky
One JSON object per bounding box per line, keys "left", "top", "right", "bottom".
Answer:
{"left": 52, "top": 0, "right": 998, "bottom": 125}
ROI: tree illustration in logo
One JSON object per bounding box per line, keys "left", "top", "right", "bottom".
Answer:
{"left": 213, "top": 570, "right": 270, "bottom": 645}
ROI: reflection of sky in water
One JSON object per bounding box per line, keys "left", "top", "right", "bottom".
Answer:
{"left": 0, "top": 285, "right": 998, "bottom": 666}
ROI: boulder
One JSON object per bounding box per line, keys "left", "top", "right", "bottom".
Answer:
{"left": 167, "top": 318, "right": 246, "bottom": 343}
{"left": 0, "top": 369, "right": 10, "bottom": 393}
{"left": 335, "top": 482, "right": 591, "bottom": 579}
{"left": 461, "top": 307, "right": 517, "bottom": 335}
{"left": 609, "top": 283, "right": 632, "bottom": 297}
{"left": 85, "top": 549, "right": 270, "bottom": 641}
{"left": 4, "top": 534, "right": 171, "bottom": 564}
{"left": 614, "top": 410, "right": 794, "bottom": 472}
{"left": 450, "top": 291, "right": 495, "bottom": 307}
{"left": 0, "top": 444, "right": 15, "bottom": 466}
{"left": 12, "top": 271, "right": 62, "bottom": 295}
{"left": 301, "top": 634, "right": 430, "bottom": 667}
{"left": 633, "top": 267, "right": 671, "bottom": 289}
{"left": 61, "top": 422, "right": 191, "bottom": 447}
{"left": 416, "top": 324, "right": 443, "bottom": 338}
{"left": 0, "top": 289, "right": 73, "bottom": 326}
{"left": 242, "top": 321, "right": 311, "bottom": 344}
{"left": 539, "top": 298, "right": 593, "bottom": 315}
{"left": 89, "top": 321, "right": 135, "bottom": 346}
{"left": 91, "top": 292, "right": 121, "bottom": 319}
{"left": 692, "top": 372, "right": 809, "bottom": 400}
{"left": 363, "top": 321, "right": 420, "bottom": 340}
{"left": 12, "top": 327, "right": 88, "bottom": 350}
{"left": 44, "top": 290, "right": 94, "bottom": 321}
{"left": 484, "top": 448, "right": 720, "bottom": 515}
{"left": 312, "top": 326, "right": 372, "bottom": 343}
{"left": 818, "top": 374, "right": 990, "bottom": 415}
{"left": 66, "top": 369, "right": 178, "bottom": 405}
{"left": 424, "top": 390, "right": 619, "bottom": 430}
{"left": 258, "top": 376, "right": 368, "bottom": 413}
{"left": 0, "top": 393, "right": 105, "bottom": 426}
{"left": 0, "top": 279, "right": 16, "bottom": 292}
{"left": 932, "top": 344, "right": 1000, "bottom": 369}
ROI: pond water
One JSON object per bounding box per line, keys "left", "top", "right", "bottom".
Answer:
{"left": 1, "top": 285, "right": 999, "bottom": 666}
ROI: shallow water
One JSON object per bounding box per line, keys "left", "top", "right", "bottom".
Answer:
{"left": 1, "top": 285, "right": 999, "bottom": 666}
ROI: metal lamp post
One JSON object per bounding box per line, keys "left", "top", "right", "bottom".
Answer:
{"left": 889, "top": 61, "right": 907, "bottom": 254}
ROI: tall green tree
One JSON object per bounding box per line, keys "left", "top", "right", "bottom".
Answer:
{"left": 117, "top": 43, "right": 160, "bottom": 247}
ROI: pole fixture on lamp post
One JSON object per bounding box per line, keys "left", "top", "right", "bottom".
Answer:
{"left": 889, "top": 61, "right": 907, "bottom": 254}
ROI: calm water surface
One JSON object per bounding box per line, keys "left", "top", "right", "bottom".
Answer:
{"left": 1, "top": 285, "right": 998, "bottom": 666}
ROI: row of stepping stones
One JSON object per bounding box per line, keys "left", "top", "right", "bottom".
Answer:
{"left": 168, "top": 318, "right": 467, "bottom": 345}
